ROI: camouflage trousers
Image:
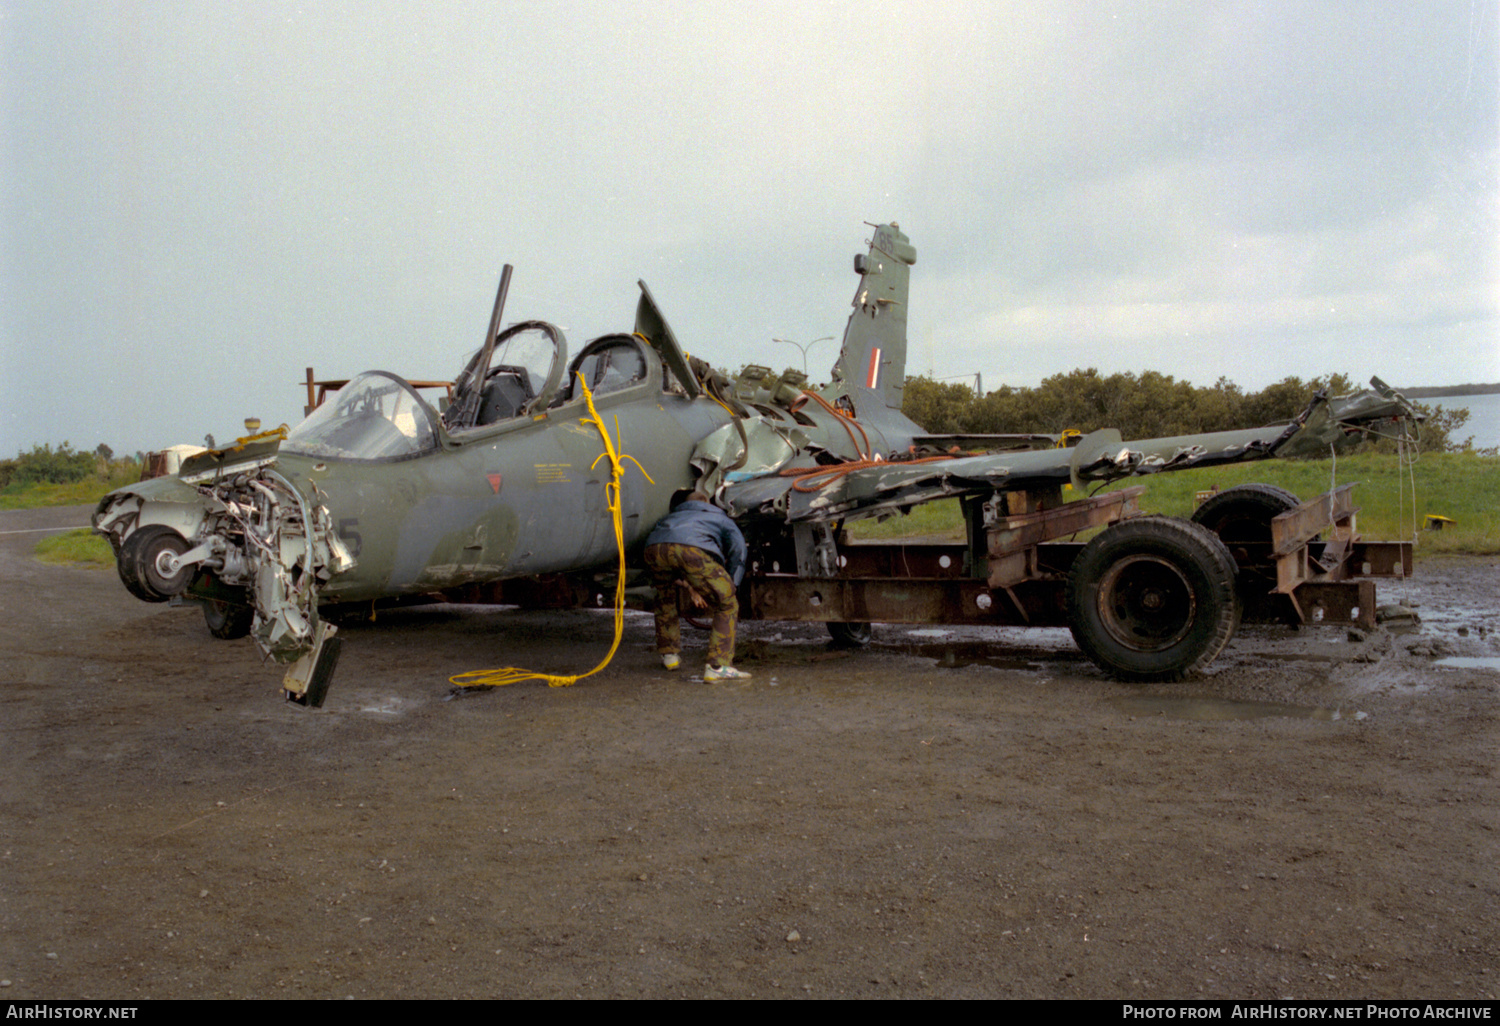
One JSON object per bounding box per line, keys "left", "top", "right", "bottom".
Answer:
{"left": 643, "top": 542, "right": 738, "bottom": 667}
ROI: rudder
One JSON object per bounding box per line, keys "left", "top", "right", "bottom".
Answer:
{"left": 829, "top": 222, "right": 917, "bottom": 411}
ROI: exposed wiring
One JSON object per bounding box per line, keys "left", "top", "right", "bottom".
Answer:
{"left": 779, "top": 453, "right": 958, "bottom": 493}
{"left": 449, "top": 373, "right": 654, "bottom": 691}
{"left": 800, "top": 389, "right": 872, "bottom": 460}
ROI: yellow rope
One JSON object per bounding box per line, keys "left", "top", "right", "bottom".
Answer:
{"left": 449, "top": 374, "right": 654, "bottom": 691}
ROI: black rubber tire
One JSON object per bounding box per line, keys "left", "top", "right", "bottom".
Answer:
{"left": 1190, "top": 484, "right": 1302, "bottom": 621}
{"left": 827, "top": 621, "right": 873, "bottom": 647}
{"left": 1190, "top": 484, "right": 1301, "bottom": 546}
{"left": 125, "top": 525, "right": 194, "bottom": 601}
{"left": 204, "top": 595, "right": 254, "bottom": 639}
{"left": 1065, "top": 516, "right": 1240, "bottom": 682}
{"left": 115, "top": 535, "right": 155, "bottom": 602}
{"left": 117, "top": 526, "right": 188, "bottom": 602}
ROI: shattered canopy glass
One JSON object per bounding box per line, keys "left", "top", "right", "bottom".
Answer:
{"left": 284, "top": 372, "right": 438, "bottom": 460}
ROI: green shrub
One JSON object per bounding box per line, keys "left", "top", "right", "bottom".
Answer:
{"left": 1, "top": 442, "right": 98, "bottom": 487}
{"left": 1, "top": 447, "right": 142, "bottom": 510}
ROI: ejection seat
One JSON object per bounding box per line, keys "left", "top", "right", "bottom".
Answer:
{"left": 555, "top": 334, "right": 649, "bottom": 405}
{"left": 475, "top": 366, "right": 534, "bottom": 425}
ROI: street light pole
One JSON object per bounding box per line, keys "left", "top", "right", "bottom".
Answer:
{"left": 773, "top": 336, "right": 834, "bottom": 376}
{"left": 937, "top": 372, "right": 984, "bottom": 397}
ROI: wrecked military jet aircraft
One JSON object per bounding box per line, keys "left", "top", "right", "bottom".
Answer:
{"left": 94, "top": 223, "right": 1418, "bottom": 705}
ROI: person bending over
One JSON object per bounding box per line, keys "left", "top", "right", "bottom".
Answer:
{"left": 642, "top": 491, "right": 749, "bottom": 681}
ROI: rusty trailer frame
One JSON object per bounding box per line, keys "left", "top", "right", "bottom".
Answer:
{"left": 743, "top": 483, "right": 1411, "bottom": 633}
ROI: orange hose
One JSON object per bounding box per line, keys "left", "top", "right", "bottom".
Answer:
{"left": 779, "top": 453, "right": 960, "bottom": 493}
{"left": 800, "top": 390, "right": 872, "bottom": 460}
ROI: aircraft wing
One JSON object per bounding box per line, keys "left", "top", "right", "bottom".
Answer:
{"left": 720, "top": 430, "right": 1163, "bottom": 523}
{"left": 723, "top": 382, "right": 1417, "bottom": 524}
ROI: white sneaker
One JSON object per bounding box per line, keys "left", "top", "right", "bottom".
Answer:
{"left": 661, "top": 653, "right": 681, "bottom": 671}
{"left": 704, "top": 664, "right": 750, "bottom": 680}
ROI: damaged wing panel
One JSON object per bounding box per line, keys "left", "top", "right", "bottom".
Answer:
{"left": 724, "top": 381, "right": 1420, "bottom": 525}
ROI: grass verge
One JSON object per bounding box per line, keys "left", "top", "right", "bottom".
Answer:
{"left": 0, "top": 465, "right": 141, "bottom": 511}
{"left": 34, "top": 528, "right": 117, "bottom": 568}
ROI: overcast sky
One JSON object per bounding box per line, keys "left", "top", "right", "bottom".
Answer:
{"left": 3, "top": 0, "right": 1496, "bottom": 457}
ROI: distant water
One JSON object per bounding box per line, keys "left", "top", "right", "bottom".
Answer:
{"left": 1431, "top": 393, "right": 1500, "bottom": 450}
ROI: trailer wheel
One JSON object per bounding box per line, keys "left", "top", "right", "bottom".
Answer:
{"left": 1191, "top": 484, "right": 1300, "bottom": 545}
{"left": 827, "top": 621, "right": 873, "bottom": 647}
{"left": 1190, "top": 484, "right": 1301, "bottom": 621}
{"left": 1066, "top": 516, "right": 1239, "bottom": 682}
{"left": 204, "top": 594, "right": 254, "bottom": 639}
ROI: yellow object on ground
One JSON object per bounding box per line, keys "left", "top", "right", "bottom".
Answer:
{"left": 449, "top": 374, "right": 653, "bottom": 690}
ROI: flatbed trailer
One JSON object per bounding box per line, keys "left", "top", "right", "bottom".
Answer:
{"left": 740, "top": 481, "right": 1412, "bottom": 681}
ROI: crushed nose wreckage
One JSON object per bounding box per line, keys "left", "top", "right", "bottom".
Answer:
{"left": 94, "top": 222, "right": 1419, "bottom": 706}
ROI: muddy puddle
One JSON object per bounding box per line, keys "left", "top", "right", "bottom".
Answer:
{"left": 877, "top": 636, "right": 1072, "bottom": 672}
{"left": 1433, "top": 656, "right": 1500, "bottom": 671}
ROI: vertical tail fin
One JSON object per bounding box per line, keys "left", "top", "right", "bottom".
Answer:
{"left": 829, "top": 222, "right": 917, "bottom": 411}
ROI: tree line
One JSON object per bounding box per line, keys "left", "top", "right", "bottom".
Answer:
{"left": 0, "top": 442, "right": 136, "bottom": 491}
{"left": 901, "top": 369, "right": 1490, "bottom": 455}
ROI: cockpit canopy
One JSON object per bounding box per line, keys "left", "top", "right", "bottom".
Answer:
{"left": 284, "top": 371, "right": 439, "bottom": 461}
{"left": 445, "top": 320, "right": 568, "bottom": 431}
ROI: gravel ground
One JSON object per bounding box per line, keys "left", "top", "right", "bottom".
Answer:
{"left": 1, "top": 505, "right": 1495, "bottom": 999}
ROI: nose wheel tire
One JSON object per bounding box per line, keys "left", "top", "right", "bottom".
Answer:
{"left": 117, "top": 525, "right": 193, "bottom": 602}
{"left": 1066, "top": 516, "right": 1239, "bottom": 682}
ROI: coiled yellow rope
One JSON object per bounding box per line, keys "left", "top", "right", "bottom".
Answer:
{"left": 449, "top": 374, "right": 654, "bottom": 691}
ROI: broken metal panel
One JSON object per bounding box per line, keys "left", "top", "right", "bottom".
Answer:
{"left": 1285, "top": 579, "right": 1378, "bottom": 630}
{"left": 1274, "top": 383, "right": 1418, "bottom": 459}
{"left": 1273, "top": 484, "right": 1363, "bottom": 596}
{"left": 987, "top": 486, "right": 1144, "bottom": 558}
{"left": 178, "top": 435, "right": 286, "bottom": 485}
{"left": 281, "top": 619, "right": 341, "bottom": 707}
{"left": 1066, "top": 425, "right": 1285, "bottom": 486}
{"left": 775, "top": 449, "right": 1062, "bottom": 522}
{"left": 1343, "top": 541, "right": 1413, "bottom": 578}
{"left": 1273, "top": 485, "right": 1360, "bottom": 557}
{"left": 725, "top": 417, "right": 1336, "bottom": 527}
{"left": 633, "top": 280, "right": 700, "bottom": 399}
{"left": 691, "top": 417, "right": 804, "bottom": 493}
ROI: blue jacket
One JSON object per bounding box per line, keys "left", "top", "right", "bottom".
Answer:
{"left": 643, "top": 500, "right": 748, "bottom": 586}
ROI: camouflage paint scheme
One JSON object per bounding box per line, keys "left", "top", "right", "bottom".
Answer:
{"left": 93, "top": 223, "right": 1418, "bottom": 703}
